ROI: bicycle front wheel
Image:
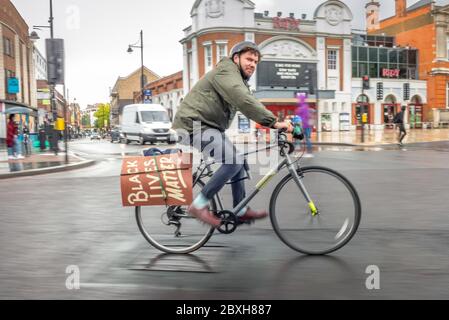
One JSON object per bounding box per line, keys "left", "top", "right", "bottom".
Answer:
{"left": 270, "top": 166, "right": 361, "bottom": 255}
{"left": 136, "top": 178, "right": 215, "bottom": 254}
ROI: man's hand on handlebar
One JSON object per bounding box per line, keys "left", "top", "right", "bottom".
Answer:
{"left": 274, "top": 121, "right": 294, "bottom": 133}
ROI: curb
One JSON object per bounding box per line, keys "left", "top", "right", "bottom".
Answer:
{"left": 0, "top": 159, "right": 97, "bottom": 180}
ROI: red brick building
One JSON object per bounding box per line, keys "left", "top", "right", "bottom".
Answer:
{"left": 369, "top": 0, "right": 449, "bottom": 124}
{"left": 134, "top": 71, "right": 183, "bottom": 121}
{"left": 0, "top": 0, "right": 38, "bottom": 140}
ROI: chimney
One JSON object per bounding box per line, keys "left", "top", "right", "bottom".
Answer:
{"left": 395, "top": 0, "right": 407, "bottom": 17}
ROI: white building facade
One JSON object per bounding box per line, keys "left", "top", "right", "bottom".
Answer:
{"left": 181, "top": 0, "right": 356, "bottom": 136}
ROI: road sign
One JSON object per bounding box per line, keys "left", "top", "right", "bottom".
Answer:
{"left": 144, "top": 89, "right": 152, "bottom": 97}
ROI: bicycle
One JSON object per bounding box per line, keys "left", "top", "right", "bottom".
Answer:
{"left": 135, "top": 126, "right": 362, "bottom": 255}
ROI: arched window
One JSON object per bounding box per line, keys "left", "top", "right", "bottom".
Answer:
{"left": 357, "top": 94, "right": 369, "bottom": 104}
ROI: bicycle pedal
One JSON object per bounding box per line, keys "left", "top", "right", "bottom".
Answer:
{"left": 237, "top": 219, "right": 255, "bottom": 226}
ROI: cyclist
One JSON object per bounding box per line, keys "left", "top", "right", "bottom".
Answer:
{"left": 173, "top": 41, "right": 293, "bottom": 227}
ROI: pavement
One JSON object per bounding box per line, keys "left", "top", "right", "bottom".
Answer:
{"left": 0, "top": 144, "right": 95, "bottom": 179}
{"left": 245, "top": 128, "right": 449, "bottom": 147}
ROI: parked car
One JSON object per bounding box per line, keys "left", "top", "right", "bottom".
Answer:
{"left": 110, "top": 128, "right": 124, "bottom": 143}
{"left": 91, "top": 132, "right": 101, "bottom": 140}
{"left": 120, "top": 103, "right": 177, "bottom": 145}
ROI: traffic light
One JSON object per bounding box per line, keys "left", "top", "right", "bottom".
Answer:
{"left": 362, "top": 75, "right": 370, "bottom": 90}
{"left": 46, "top": 39, "right": 65, "bottom": 85}
{"left": 376, "top": 82, "right": 384, "bottom": 101}
{"left": 403, "top": 83, "right": 410, "bottom": 101}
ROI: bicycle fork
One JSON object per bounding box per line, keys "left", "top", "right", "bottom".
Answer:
{"left": 286, "top": 155, "right": 319, "bottom": 217}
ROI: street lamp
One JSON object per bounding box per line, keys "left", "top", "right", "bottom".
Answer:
{"left": 128, "top": 30, "right": 145, "bottom": 103}
{"left": 31, "top": 0, "right": 62, "bottom": 156}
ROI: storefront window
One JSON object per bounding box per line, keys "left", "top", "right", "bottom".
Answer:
{"left": 408, "top": 50, "right": 417, "bottom": 65}
{"left": 352, "top": 45, "right": 417, "bottom": 80}
{"left": 369, "top": 48, "right": 378, "bottom": 62}
{"left": 358, "top": 63, "right": 368, "bottom": 77}
{"left": 379, "top": 48, "right": 388, "bottom": 62}
{"left": 388, "top": 50, "right": 398, "bottom": 63}
{"left": 358, "top": 47, "right": 368, "bottom": 62}
{"left": 369, "top": 63, "right": 378, "bottom": 78}
{"left": 399, "top": 50, "right": 407, "bottom": 64}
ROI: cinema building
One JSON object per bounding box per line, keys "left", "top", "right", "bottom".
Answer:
{"left": 180, "top": 0, "right": 356, "bottom": 135}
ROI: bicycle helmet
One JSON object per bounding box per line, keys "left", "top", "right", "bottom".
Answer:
{"left": 229, "top": 41, "right": 262, "bottom": 81}
{"left": 229, "top": 41, "right": 262, "bottom": 60}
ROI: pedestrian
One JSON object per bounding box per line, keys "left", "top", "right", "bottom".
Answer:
{"left": 297, "top": 95, "right": 314, "bottom": 157}
{"left": 22, "top": 124, "right": 31, "bottom": 156}
{"left": 38, "top": 124, "right": 47, "bottom": 151}
{"left": 394, "top": 105, "right": 407, "bottom": 146}
{"left": 173, "top": 41, "right": 294, "bottom": 227}
{"left": 6, "top": 114, "right": 24, "bottom": 160}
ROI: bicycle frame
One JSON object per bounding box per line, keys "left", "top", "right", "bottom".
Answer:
{"left": 192, "top": 139, "right": 319, "bottom": 218}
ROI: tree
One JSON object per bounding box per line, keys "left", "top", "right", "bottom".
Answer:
{"left": 81, "top": 114, "right": 91, "bottom": 128}
{"left": 94, "top": 103, "right": 110, "bottom": 129}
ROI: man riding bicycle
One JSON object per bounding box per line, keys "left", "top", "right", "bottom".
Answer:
{"left": 173, "top": 41, "right": 293, "bottom": 227}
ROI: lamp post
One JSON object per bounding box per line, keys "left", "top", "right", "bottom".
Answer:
{"left": 29, "top": 0, "right": 61, "bottom": 156}
{"left": 128, "top": 30, "right": 145, "bottom": 103}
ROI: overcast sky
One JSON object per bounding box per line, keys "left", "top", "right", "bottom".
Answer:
{"left": 10, "top": 0, "right": 448, "bottom": 109}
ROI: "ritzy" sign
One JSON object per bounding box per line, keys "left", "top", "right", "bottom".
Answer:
{"left": 382, "top": 69, "right": 400, "bottom": 78}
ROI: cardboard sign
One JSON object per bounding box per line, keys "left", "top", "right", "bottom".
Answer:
{"left": 120, "top": 153, "right": 193, "bottom": 207}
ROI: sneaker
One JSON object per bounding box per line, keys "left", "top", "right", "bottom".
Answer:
{"left": 239, "top": 208, "right": 268, "bottom": 223}
{"left": 8, "top": 156, "right": 15, "bottom": 160}
{"left": 15, "top": 155, "right": 25, "bottom": 160}
{"left": 188, "top": 205, "right": 221, "bottom": 227}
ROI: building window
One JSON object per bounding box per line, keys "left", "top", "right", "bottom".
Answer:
{"left": 3, "top": 37, "right": 14, "bottom": 57}
{"left": 217, "top": 43, "right": 228, "bottom": 63}
{"left": 188, "top": 51, "right": 193, "bottom": 88}
{"left": 204, "top": 45, "right": 213, "bottom": 73}
{"left": 447, "top": 82, "right": 449, "bottom": 109}
{"left": 328, "top": 50, "right": 337, "bottom": 70}
{"left": 352, "top": 46, "right": 418, "bottom": 79}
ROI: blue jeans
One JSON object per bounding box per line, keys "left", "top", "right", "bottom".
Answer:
{"left": 193, "top": 129, "right": 246, "bottom": 208}
{"left": 304, "top": 127, "right": 313, "bottom": 153}
{"left": 7, "top": 138, "right": 22, "bottom": 156}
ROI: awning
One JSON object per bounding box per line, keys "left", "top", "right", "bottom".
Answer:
{"left": 4, "top": 106, "right": 32, "bottom": 114}
{"left": 1, "top": 100, "right": 38, "bottom": 116}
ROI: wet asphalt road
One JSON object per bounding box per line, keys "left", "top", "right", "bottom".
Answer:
{"left": 1, "top": 139, "right": 449, "bottom": 299}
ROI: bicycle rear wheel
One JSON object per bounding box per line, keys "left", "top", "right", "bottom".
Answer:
{"left": 270, "top": 166, "right": 361, "bottom": 255}
{"left": 136, "top": 178, "right": 215, "bottom": 254}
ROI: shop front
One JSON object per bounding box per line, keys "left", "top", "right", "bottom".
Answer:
{"left": 383, "top": 95, "right": 399, "bottom": 129}
{"left": 408, "top": 95, "right": 423, "bottom": 128}
{"left": 354, "top": 94, "right": 371, "bottom": 128}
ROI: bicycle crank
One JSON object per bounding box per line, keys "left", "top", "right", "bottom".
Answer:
{"left": 216, "top": 211, "right": 238, "bottom": 235}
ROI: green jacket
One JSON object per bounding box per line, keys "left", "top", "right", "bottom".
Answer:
{"left": 172, "top": 58, "right": 277, "bottom": 133}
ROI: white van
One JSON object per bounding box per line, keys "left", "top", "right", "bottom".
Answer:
{"left": 120, "top": 104, "right": 176, "bottom": 145}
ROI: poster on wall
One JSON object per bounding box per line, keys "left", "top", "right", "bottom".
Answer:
{"left": 257, "top": 61, "right": 317, "bottom": 90}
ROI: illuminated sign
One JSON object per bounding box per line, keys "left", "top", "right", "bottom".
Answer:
{"left": 382, "top": 69, "right": 400, "bottom": 78}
